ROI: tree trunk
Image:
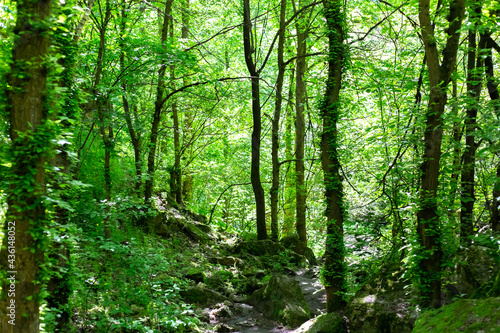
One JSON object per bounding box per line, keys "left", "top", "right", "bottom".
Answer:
{"left": 270, "top": 0, "right": 287, "bottom": 241}
{"left": 120, "top": 0, "right": 142, "bottom": 195}
{"left": 145, "top": 0, "right": 174, "bottom": 204}
{"left": 295, "top": 0, "right": 308, "bottom": 245}
{"left": 460, "top": 15, "right": 484, "bottom": 244}
{"left": 243, "top": 0, "right": 267, "bottom": 239}
{"left": 484, "top": 34, "right": 500, "bottom": 232}
{"left": 417, "top": 0, "right": 465, "bottom": 308}
{"left": 93, "top": 0, "right": 113, "bottom": 239}
{"left": 0, "top": 0, "right": 53, "bottom": 331}
{"left": 283, "top": 70, "right": 296, "bottom": 235}
{"left": 321, "top": 0, "right": 346, "bottom": 313}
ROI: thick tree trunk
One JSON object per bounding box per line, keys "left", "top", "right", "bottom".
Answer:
{"left": 417, "top": 0, "right": 465, "bottom": 308}
{"left": 485, "top": 35, "right": 500, "bottom": 232}
{"left": 270, "top": 0, "right": 287, "bottom": 241}
{"left": 145, "top": 0, "right": 173, "bottom": 204}
{"left": 0, "top": 0, "right": 53, "bottom": 331}
{"left": 295, "top": 0, "right": 308, "bottom": 245}
{"left": 93, "top": 0, "right": 113, "bottom": 239}
{"left": 321, "top": 0, "right": 346, "bottom": 313}
{"left": 243, "top": 0, "right": 267, "bottom": 239}
{"left": 460, "top": 20, "right": 484, "bottom": 244}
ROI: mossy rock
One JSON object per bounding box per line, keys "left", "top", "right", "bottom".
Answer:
{"left": 185, "top": 269, "right": 206, "bottom": 284}
{"left": 293, "top": 313, "right": 346, "bottom": 333}
{"left": 209, "top": 256, "right": 244, "bottom": 268}
{"left": 234, "top": 239, "right": 286, "bottom": 256}
{"left": 281, "top": 234, "right": 318, "bottom": 265}
{"left": 444, "top": 245, "right": 498, "bottom": 300}
{"left": 412, "top": 297, "right": 500, "bottom": 333}
{"left": 180, "top": 284, "right": 228, "bottom": 307}
{"left": 247, "top": 274, "right": 311, "bottom": 327}
{"left": 346, "top": 263, "right": 417, "bottom": 333}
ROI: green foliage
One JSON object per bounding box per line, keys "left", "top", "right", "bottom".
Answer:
{"left": 66, "top": 231, "right": 200, "bottom": 333}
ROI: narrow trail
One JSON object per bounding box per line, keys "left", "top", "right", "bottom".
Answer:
{"left": 214, "top": 268, "right": 326, "bottom": 333}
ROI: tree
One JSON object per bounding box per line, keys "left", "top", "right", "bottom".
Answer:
{"left": 270, "top": 0, "right": 287, "bottom": 241}
{"left": 0, "top": 0, "right": 58, "bottom": 331}
{"left": 417, "top": 0, "right": 466, "bottom": 308}
{"left": 145, "top": 0, "right": 174, "bottom": 205}
{"left": 295, "top": 0, "right": 309, "bottom": 245}
{"left": 321, "top": 0, "right": 347, "bottom": 313}
{"left": 242, "top": 0, "right": 267, "bottom": 240}
{"left": 460, "top": 3, "right": 484, "bottom": 244}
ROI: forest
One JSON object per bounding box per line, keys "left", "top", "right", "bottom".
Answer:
{"left": 0, "top": 0, "right": 500, "bottom": 331}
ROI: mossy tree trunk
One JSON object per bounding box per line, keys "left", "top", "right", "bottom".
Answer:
{"left": 0, "top": 0, "right": 54, "bottom": 331}
{"left": 417, "top": 0, "right": 465, "bottom": 308}
{"left": 270, "top": 0, "right": 287, "bottom": 241}
{"left": 321, "top": 0, "right": 346, "bottom": 313}
{"left": 295, "top": 0, "right": 308, "bottom": 245}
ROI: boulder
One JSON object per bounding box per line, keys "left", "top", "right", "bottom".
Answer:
{"left": 444, "top": 245, "right": 498, "bottom": 300}
{"left": 180, "top": 284, "right": 228, "bottom": 307}
{"left": 345, "top": 263, "right": 417, "bottom": 333}
{"left": 281, "top": 234, "right": 318, "bottom": 265}
{"left": 215, "top": 323, "right": 236, "bottom": 333}
{"left": 185, "top": 269, "right": 206, "bottom": 284}
{"left": 247, "top": 274, "right": 311, "bottom": 327}
{"left": 412, "top": 297, "right": 500, "bottom": 333}
{"left": 209, "top": 256, "right": 244, "bottom": 268}
{"left": 234, "top": 239, "right": 286, "bottom": 256}
{"left": 293, "top": 313, "right": 346, "bottom": 333}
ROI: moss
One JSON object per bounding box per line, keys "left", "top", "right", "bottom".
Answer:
{"left": 412, "top": 297, "right": 500, "bottom": 333}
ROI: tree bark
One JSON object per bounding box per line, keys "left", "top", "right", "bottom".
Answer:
{"left": 0, "top": 0, "right": 53, "bottom": 331}
{"left": 484, "top": 34, "right": 500, "bottom": 232}
{"left": 417, "top": 0, "right": 465, "bottom": 308}
{"left": 283, "top": 70, "right": 296, "bottom": 235}
{"left": 120, "top": 0, "right": 143, "bottom": 195}
{"left": 321, "top": 0, "right": 346, "bottom": 313}
{"left": 243, "top": 0, "right": 267, "bottom": 239}
{"left": 145, "top": 0, "right": 174, "bottom": 204}
{"left": 270, "top": 0, "right": 287, "bottom": 241}
{"left": 295, "top": 0, "right": 308, "bottom": 245}
{"left": 170, "top": 10, "right": 183, "bottom": 205}
{"left": 93, "top": 0, "right": 113, "bottom": 239}
{"left": 460, "top": 12, "right": 484, "bottom": 244}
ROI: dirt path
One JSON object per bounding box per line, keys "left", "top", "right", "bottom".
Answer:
{"left": 214, "top": 268, "right": 325, "bottom": 333}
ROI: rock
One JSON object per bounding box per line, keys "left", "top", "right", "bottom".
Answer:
{"left": 281, "top": 234, "right": 318, "bottom": 265}
{"left": 287, "top": 252, "right": 309, "bottom": 267}
{"left": 303, "top": 268, "right": 319, "bottom": 279}
{"left": 238, "top": 276, "right": 262, "bottom": 294}
{"left": 293, "top": 313, "right": 346, "bottom": 333}
{"left": 211, "top": 303, "right": 232, "bottom": 319}
{"left": 234, "top": 239, "right": 286, "bottom": 256}
{"left": 181, "top": 221, "right": 215, "bottom": 242}
{"left": 345, "top": 263, "right": 417, "bottom": 333}
{"left": 215, "top": 323, "right": 236, "bottom": 333}
{"left": 444, "top": 245, "right": 498, "bottom": 300}
{"left": 209, "top": 256, "right": 244, "bottom": 268}
{"left": 284, "top": 267, "right": 297, "bottom": 276}
{"left": 180, "top": 284, "right": 228, "bottom": 307}
{"left": 247, "top": 274, "right": 311, "bottom": 327}
{"left": 185, "top": 269, "right": 206, "bottom": 283}
{"left": 242, "top": 268, "right": 266, "bottom": 279}
{"left": 412, "top": 297, "right": 500, "bottom": 333}
{"left": 472, "top": 268, "right": 500, "bottom": 299}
